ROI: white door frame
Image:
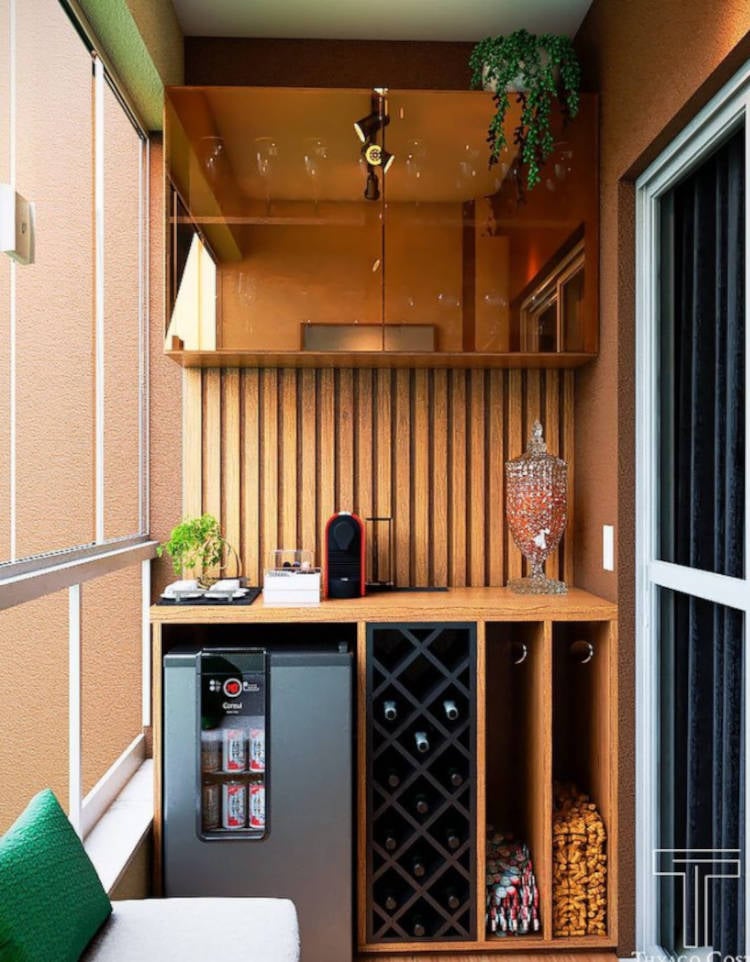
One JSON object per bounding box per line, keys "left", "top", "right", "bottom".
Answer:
{"left": 635, "top": 61, "right": 750, "bottom": 956}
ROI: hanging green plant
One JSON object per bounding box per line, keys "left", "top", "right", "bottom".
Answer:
{"left": 469, "top": 29, "right": 581, "bottom": 191}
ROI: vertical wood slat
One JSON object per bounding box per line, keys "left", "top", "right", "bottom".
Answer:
{"left": 279, "top": 369, "right": 298, "bottom": 550}
{"left": 412, "top": 370, "right": 430, "bottom": 586}
{"left": 242, "top": 370, "right": 260, "bottom": 584}
{"left": 431, "top": 370, "right": 449, "bottom": 587}
{"left": 355, "top": 370, "right": 374, "bottom": 522}
{"left": 317, "top": 369, "right": 335, "bottom": 558}
{"left": 202, "top": 370, "right": 222, "bottom": 523}
{"left": 222, "top": 370, "right": 241, "bottom": 568}
{"left": 468, "top": 370, "right": 485, "bottom": 586}
{"left": 299, "top": 369, "right": 317, "bottom": 566}
{"left": 449, "top": 370, "right": 467, "bottom": 587}
{"left": 563, "top": 370, "right": 576, "bottom": 587}
{"left": 393, "top": 369, "right": 411, "bottom": 586}
{"left": 337, "top": 369, "right": 355, "bottom": 512}
{"left": 182, "top": 368, "right": 202, "bottom": 518}
{"left": 261, "top": 369, "right": 279, "bottom": 579}
{"left": 487, "top": 370, "right": 504, "bottom": 586}
{"left": 505, "top": 370, "right": 523, "bottom": 584}
{"left": 192, "top": 366, "right": 576, "bottom": 589}
{"left": 374, "top": 370, "right": 392, "bottom": 584}
{"left": 544, "top": 371, "right": 562, "bottom": 583}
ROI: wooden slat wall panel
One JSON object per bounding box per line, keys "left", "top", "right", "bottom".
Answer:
{"left": 188, "top": 368, "right": 575, "bottom": 588}
{"left": 449, "top": 370, "right": 467, "bottom": 587}
{"left": 431, "top": 370, "right": 449, "bottom": 587}
{"left": 221, "top": 370, "right": 241, "bottom": 559}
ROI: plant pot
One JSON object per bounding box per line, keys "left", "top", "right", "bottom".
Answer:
{"left": 197, "top": 542, "right": 243, "bottom": 589}
{"left": 481, "top": 50, "right": 559, "bottom": 93}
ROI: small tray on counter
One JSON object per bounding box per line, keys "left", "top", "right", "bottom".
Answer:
{"left": 157, "top": 587, "right": 261, "bottom": 606}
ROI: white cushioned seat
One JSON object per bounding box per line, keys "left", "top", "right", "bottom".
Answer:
{"left": 81, "top": 897, "right": 300, "bottom": 962}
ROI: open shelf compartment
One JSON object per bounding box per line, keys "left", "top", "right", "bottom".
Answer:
{"left": 482, "top": 622, "right": 551, "bottom": 943}
{"left": 552, "top": 620, "right": 617, "bottom": 942}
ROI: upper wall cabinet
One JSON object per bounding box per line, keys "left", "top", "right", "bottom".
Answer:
{"left": 164, "top": 87, "right": 598, "bottom": 368}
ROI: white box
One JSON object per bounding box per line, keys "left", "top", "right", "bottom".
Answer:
{"left": 263, "top": 569, "right": 321, "bottom": 606}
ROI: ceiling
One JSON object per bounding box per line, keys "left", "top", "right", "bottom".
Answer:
{"left": 170, "top": 0, "right": 593, "bottom": 43}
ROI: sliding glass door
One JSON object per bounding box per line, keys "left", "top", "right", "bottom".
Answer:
{"left": 636, "top": 68, "right": 749, "bottom": 959}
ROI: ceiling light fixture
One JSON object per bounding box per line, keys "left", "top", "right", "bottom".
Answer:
{"left": 354, "top": 111, "right": 381, "bottom": 144}
{"left": 354, "top": 90, "right": 390, "bottom": 143}
{"left": 364, "top": 165, "right": 380, "bottom": 201}
{"left": 362, "top": 143, "right": 395, "bottom": 174}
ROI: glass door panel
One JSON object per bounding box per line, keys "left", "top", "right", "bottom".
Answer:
{"left": 657, "top": 588, "right": 745, "bottom": 957}
{"left": 657, "top": 128, "right": 745, "bottom": 577}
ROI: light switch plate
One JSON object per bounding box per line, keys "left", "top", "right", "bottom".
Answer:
{"left": 603, "top": 524, "right": 615, "bottom": 571}
{"left": 0, "top": 184, "right": 35, "bottom": 265}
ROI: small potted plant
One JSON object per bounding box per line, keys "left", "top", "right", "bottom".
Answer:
{"left": 157, "top": 513, "right": 236, "bottom": 588}
{"left": 469, "top": 29, "right": 581, "bottom": 191}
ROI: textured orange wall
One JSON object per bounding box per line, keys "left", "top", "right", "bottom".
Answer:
{"left": 82, "top": 566, "right": 143, "bottom": 795}
{"left": 0, "top": 590, "right": 69, "bottom": 832}
{"left": 14, "top": 0, "right": 95, "bottom": 558}
{"left": 574, "top": 2, "right": 750, "bottom": 953}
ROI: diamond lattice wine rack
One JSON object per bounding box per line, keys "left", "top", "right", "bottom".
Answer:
{"left": 367, "top": 623, "right": 476, "bottom": 943}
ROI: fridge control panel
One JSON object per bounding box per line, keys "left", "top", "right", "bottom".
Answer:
{"left": 197, "top": 648, "right": 268, "bottom": 840}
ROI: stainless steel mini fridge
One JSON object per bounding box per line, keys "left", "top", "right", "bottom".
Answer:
{"left": 163, "top": 642, "right": 353, "bottom": 962}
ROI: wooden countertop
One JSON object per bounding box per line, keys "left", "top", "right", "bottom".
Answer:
{"left": 150, "top": 586, "right": 616, "bottom": 624}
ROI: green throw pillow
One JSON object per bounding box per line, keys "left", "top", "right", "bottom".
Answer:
{"left": 0, "top": 789, "right": 111, "bottom": 962}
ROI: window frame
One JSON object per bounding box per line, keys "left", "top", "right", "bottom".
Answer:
{"left": 0, "top": 0, "right": 156, "bottom": 836}
{"left": 635, "top": 61, "right": 750, "bottom": 956}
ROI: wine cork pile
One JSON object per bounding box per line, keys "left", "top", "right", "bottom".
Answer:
{"left": 552, "top": 782, "right": 607, "bottom": 936}
{"left": 485, "top": 831, "right": 541, "bottom": 936}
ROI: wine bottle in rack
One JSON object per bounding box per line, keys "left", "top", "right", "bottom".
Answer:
{"left": 442, "top": 698, "right": 459, "bottom": 721}
{"left": 442, "top": 886, "right": 462, "bottom": 911}
{"left": 383, "top": 699, "right": 398, "bottom": 722}
{"left": 381, "top": 826, "right": 399, "bottom": 852}
{"left": 414, "top": 793, "right": 430, "bottom": 816}
{"left": 444, "top": 826, "right": 461, "bottom": 850}
{"left": 411, "top": 854, "right": 427, "bottom": 878}
{"left": 447, "top": 766, "right": 464, "bottom": 788}
{"left": 412, "top": 915, "right": 427, "bottom": 937}
{"left": 382, "top": 890, "right": 400, "bottom": 913}
{"left": 385, "top": 767, "right": 401, "bottom": 789}
{"left": 414, "top": 730, "right": 430, "bottom": 753}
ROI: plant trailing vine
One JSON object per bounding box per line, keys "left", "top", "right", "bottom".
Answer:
{"left": 157, "top": 513, "right": 228, "bottom": 585}
{"left": 469, "top": 30, "right": 581, "bottom": 191}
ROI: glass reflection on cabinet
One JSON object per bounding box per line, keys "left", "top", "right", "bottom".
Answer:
{"left": 165, "top": 86, "right": 598, "bottom": 356}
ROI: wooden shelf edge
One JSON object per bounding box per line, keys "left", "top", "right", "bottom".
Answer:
{"left": 165, "top": 349, "right": 598, "bottom": 370}
{"left": 150, "top": 587, "right": 618, "bottom": 624}
{"left": 358, "top": 936, "right": 617, "bottom": 953}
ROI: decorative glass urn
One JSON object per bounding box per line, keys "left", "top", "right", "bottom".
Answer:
{"left": 505, "top": 421, "right": 567, "bottom": 594}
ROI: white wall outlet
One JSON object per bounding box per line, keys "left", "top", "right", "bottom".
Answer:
{"left": 0, "top": 184, "right": 35, "bottom": 265}
{"left": 602, "top": 524, "right": 615, "bottom": 572}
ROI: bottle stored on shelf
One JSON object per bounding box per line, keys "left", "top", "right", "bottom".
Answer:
{"left": 383, "top": 699, "right": 398, "bottom": 722}
{"left": 412, "top": 915, "right": 428, "bottom": 937}
{"left": 383, "top": 890, "right": 400, "bottom": 912}
{"left": 414, "top": 793, "right": 430, "bottom": 816}
{"left": 442, "top": 698, "right": 459, "bottom": 721}
{"left": 381, "top": 826, "right": 399, "bottom": 852}
{"left": 411, "top": 854, "right": 427, "bottom": 878}
{"left": 414, "top": 730, "right": 430, "bottom": 753}
{"left": 444, "top": 826, "right": 462, "bottom": 850}
{"left": 385, "top": 767, "right": 401, "bottom": 789}
{"left": 443, "top": 885, "right": 462, "bottom": 911}
{"left": 447, "top": 766, "right": 464, "bottom": 788}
